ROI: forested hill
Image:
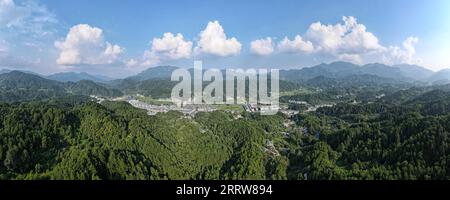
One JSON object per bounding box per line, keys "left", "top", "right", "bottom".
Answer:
{"left": 47, "top": 72, "right": 114, "bottom": 83}
{"left": 0, "top": 71, "right": 122, "bottom": 102}
{"left": 0, "top": 94, "right": 448, "bottom": 180}
{"left": 279, "top": 62, "right": 439, "bottom": 83}
{"left": 0, "top": 100, "right": 288, "bottom": 180}
{"left": 0, "top": 64, "right": 449, "bottom": 180}
{"left": 64, "top": 80, "right": 123, "bottom": 97}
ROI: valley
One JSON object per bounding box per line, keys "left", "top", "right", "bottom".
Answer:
{"left": 0, "top": 62, "right": 449, "bottom": 180}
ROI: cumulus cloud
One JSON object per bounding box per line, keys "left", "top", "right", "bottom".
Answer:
{"left": 268, "top": 16, "right": 383, "bottom": 63}
{"left": 382, "top": 37, "right": 421, "bottom": 65}
{"left": 250, "top": 37, "right": 274, "bottom": 56}
{"left": 151, "top": 33, "right": 192, "bottom": 60}
{"left": 141, "top": 32, "right": 193, "bottom": 66}
{"left": 55, "top": 24, "right": 124, "bottom": 66}
{"left": 126, "top": 59, "right": 138, "bottom": 67}
{"left": 305, "top": 16, "right": 383, "bottom": 56}
{"left": 195, "top": 21, "right": 242, "bottom": 57}
{"left": 337, "top": 53, "right": 363, "bottom": 64}
{"left": 270, "top": 16, "right": 420, "bottom": 65}
{"left": 277, "top": 35, "right": 314, "bottom": 53}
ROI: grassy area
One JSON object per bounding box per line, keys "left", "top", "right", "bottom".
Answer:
{"left": 214, "top": 104, "right": 245, "bottom": 112}
{"left": 135, "top": 95, "right": 174, "bottom": 105}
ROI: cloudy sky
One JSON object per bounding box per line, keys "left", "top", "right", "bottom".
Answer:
{"left": 1, "top": 0, "right": 449, "bottom": 77}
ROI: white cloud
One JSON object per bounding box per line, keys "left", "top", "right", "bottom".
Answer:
{"left": 152, "top": 33, "right": 192, "bottom": 60}
{"left": 274, "top": 16, "right": 420, "bottom": 65}
{"left": 141, "top": 32, "right": 193, "bottom": 66}
{"left": 0, "top": 0, "right": 57, "bottom": 36}
{"left": 305, "top": 16, "right": 383, "bottom": 56}
{"left": 271, "top": 16, "right": 383, "bottom": 64}
{"left": 0, "top": 0, "right": 57, "bottom": 69}
{"left": 250, "top": 37, "right": 274, "bottom": 56}
{"left": 195, "top": 20, "right": 242, "bottom": 57}
{"left": 338, "top": 54, "right": 363, "bottom": 64}
{"left": 126, "top": 59, "right": 138, "bottom": 67}
{"left": 277, "top": 35, "right": 314, "bottom": 53}
{"left": 104, "top": 42, "right": 123, "bottom": 60}
{"left": 382, "top": 37, "right": 421, "bottom": 65}
{"left": 141, "top": 55, "right": 160, "bottom": 67}
{"left": 151, "top": 33, "right": 192, "bottom": 60}
{"left": 55, "top": 24, "right": 124, "bottom": 66}
{"left": 0, "top": 0, "right": 24, "bottom": 27}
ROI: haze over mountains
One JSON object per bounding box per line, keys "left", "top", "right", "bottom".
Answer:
{"left": 1, "top": 62, "right": 450, "bottom": 181}
{"left": 0, "top": 69, "right": 114, "bottom": 83}
{"left": 1, "top": 62, "right": 449, "bottom": 85}
{"left": 1, "top": 61, "right": 450, "bottom": 102}
{"left": 279, "top": 62, "right": 450, "bottom": 84}
{"left": 47, "top": 72, "right": 114, "bottom": 83}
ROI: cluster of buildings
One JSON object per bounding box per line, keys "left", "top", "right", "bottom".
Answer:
{"left": 127, "top": 99, "right": 176, "bottom": 115}
{"left": 305, "top": 104, "right": 335, "bottom": 112}
{"left": 288, "top": 99, "right": 335, "bottom": 112}
{"left": 243, "top": 103, "right": 279, "bottom": 112}
{"left": 127, "top": 96, "right": 302, "bottom": 117}
{"left": 94, "top": 94, "right": 334, "bottom": 117}
{"left": 127, "top": 99, "right": 218, "bottom": 116}
{"left": 90, "top": 95, "right": 106, "bottom": 103}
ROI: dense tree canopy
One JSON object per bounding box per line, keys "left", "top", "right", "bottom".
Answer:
{"left": 0, "top": 100, "right": 289, "bottom": 180}
{"left": 0, "top": 69, "right": 449, "bottom": 180}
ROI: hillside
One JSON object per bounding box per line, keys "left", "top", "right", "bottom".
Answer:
{"left": 429, "top": 69, "right": 450, "bottom": 84}
{"left": 0, "top": 92, "right": 449, "bottom": 180}
{"left": 0, "top": 71, "right": 67, "bottom": 102}
{"left": 394, "top": 64, "right": 434, "bottom": 80}
{"left": 0, "top": 71, "right": 122, "bottom": 102}
{"left": 126, "top": 66, "right": 179, "bottom": 81}
{"left": 47, "top": 72, "right": 114, "bottom": 83}
{"left": 65, "top": 80, "right": 123, "bottom": 97}
{"left": 280, "top": 62, "right": 438, "bottom": 83}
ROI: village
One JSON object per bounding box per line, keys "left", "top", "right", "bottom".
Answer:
{"left": 90, "top": 95, "right": 302, "bottom": 117}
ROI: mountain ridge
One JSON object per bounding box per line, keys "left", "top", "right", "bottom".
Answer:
{"left": 0, "top": 71, "right": 122, "bottom": 102}
{"left": 3, "top": 62, "right": 450, "bottom": 86}
{"left": 47, "top": 72, "right": 114, "bottom": 83}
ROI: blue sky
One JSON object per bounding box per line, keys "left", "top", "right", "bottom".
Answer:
{"left": 1, "top": 0, "right": 449, "bottom": 77}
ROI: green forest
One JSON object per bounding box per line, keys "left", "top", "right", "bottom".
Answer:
{"left": 0, "top": 66, "right": 449, "bottom": 180}
{"left": 0, "top": 94, "right": 448, "bottom": 180}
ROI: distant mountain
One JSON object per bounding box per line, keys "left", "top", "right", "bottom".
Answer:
{"left": 280, "top": 62, "right": 362, "bottom": 81}
{"left": 394, "top": 64, "right": 434, "bottom": 80}
{"left": 361, "top": 63, "right": 408, "bottom": 81}
{"left": 108, "top": 66, "right": 180, "bottom": 98}
{"left": 0, "top": 71, "right": 66, "bottom": 102}
{"left": 65, "top": 80, "right": 123, "bottom": 97}
{"left": 280, "top": 62, "right": 434, "bottom": 83}
{"left": 126, "top": 66, "right": 179, "bottom": 81}
{"left": 428, "top": 69, "right": 450, "bottom": 85}
{"left": 306, "top": 74, "right": 405, "bottom": 88}
{"left": 0, "top": 71, "right": 64, "bottom": 91}
{"left": 0, "top": 71, "right": 121, "bottom": 102}
{"left": 47, "top": 72, "right": 114, "bottom": 83}
{"left": 0, "top": 69, "right": 43, "bottom": 76}
{"left": 0, "top": 69, "right": 10, "bottom": 74}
